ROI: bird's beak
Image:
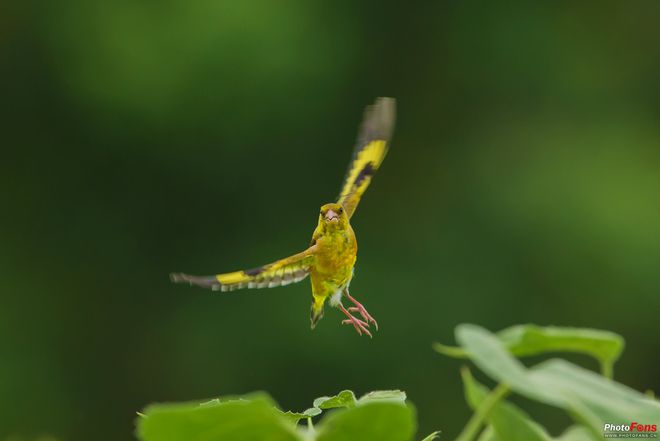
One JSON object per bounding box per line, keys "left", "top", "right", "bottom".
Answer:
{"left": 325, "top": 209, "right": 339, "bottom": 222}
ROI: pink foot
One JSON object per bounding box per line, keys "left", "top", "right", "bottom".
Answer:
{"left": 345, "top": 293, "right": 378, "bottom": 330}
{"left": 339, "top": 304, "right": 373, "bottom": 337}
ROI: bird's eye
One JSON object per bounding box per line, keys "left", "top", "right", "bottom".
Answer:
{"left": 338, "top": 207, "right": 343, "bottom": 214}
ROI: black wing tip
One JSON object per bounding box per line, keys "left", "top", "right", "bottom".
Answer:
{"left": 169, "top": 272, "right": 221, "bottom": 290}
{"left": 359, "top": 97, "right": 397, "bottom": 145}
{"left": 243, "top": 266, "right": 264, "bottom": 276}
{"left": 374, "top": 96, "right": 396, "bottom": 111}
{"left": 169, "top": 272, "right": 186, "bottom": 283}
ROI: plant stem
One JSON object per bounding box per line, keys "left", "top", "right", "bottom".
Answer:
{"left": 454, "top": 383, "right": 509, "bottom": 441}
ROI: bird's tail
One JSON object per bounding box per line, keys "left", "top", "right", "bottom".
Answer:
{"left": 310, "top": 296, "right": 326, "bottom": 329}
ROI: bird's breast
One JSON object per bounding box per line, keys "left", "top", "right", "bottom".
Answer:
{"left": 313, "top": 231, "right": 357, "bottom": 280}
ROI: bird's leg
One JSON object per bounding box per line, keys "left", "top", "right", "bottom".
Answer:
{"left": 344, "top": 290, "right": 378, "bottom": 330}
{"left": 338, "top": 303, "right": 372, "bottom": 338}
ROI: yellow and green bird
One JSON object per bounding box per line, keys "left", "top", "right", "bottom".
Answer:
{"left": 170, "top": 97, "right": 396, "bottom": 337}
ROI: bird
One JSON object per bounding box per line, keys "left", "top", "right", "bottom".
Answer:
{"left": 170, "top": 97, "right": 396, "bottom": 337}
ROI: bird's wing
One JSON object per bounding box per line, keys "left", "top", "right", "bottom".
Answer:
{"left": 170, "top": 245, "right": 316, "bottom": 292}
{"left": 337, "top": 97, "right": 396, "bottom": 219}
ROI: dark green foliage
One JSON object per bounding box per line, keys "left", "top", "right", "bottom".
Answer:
{"left": 136, "top": 324, "right": 659, "bottom": 441}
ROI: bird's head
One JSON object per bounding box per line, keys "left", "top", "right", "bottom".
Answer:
{"left": 318, "top": 202, "right": 348, "bottom": 231}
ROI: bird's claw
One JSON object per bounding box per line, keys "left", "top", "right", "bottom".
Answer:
{"left": 342, "top": 317, "right": 368, "bottom": 327}
{"left": 339, "top": 304, "right": 373, "bottom": 337}
{"left": 348, "top": 303, "right": 379, "bottom": 331}
{"left": 342, "top": 317, "right": 373, "bottom": 338}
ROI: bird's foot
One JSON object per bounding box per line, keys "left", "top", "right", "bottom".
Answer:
{"left": 339, "top": 304, "right": 373, "bottom": 337}
{"left": 345, "top": 293, "right": 378, "bottom": 330}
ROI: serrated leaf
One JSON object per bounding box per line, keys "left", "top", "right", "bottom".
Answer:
{"left": 198, "top": 398, "right": 221, "bottom": 407}
{"left": 280, "top": 407, "right": 322, "bottom": 425}
{"left": 280, "top": 411, "right": 308, "bottom": 425}
{"left": 313, "top": 390, "right": 357, "bottom": 409}
{"left": 316, "top": 401, "right": 415, "bottom": 441}
{"left": 358, "top": 390, "right": 407, "bottom": 405}
{"left": 305, "top": 407, "right": 323, "bottom": 417}
{"left": 136, "top": 393, "right": 302, "bottom": 441}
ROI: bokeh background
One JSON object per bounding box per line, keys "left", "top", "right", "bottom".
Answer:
{"left": 2, "top": 0, "right": 660, "bottom": 439}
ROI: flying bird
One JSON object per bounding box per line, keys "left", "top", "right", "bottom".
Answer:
{"left": 170, "top": 98, "right": 396, "bottom": 337}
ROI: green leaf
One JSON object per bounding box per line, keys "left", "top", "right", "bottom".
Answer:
{"left": 474, "top": 424, "right": 597, "bottom": 441}
{"left": 313, "top": 390, "right": 357, "bottom": 409}
{"left": 316, "top": 401, "right": 416, "bottom": 441}
{"left": 476, "top": 427, "right": 498, "bottom": 441}
{"left": 456, "top": 324, "right": 565, "bottom": 407}
{"left": 497, "top": 325, "right": 624, "bottom": 377}
{"left": 358, "top": 390, "right": 407, "bottom": 405}
{"left": 530, "top": 359, "right": 660, "bottom": 424}
{"left": 419, "top": 431, "right": 441, "bottom": 441}
{"left": 455, "top": 325, "right": 660, "bottom": 436}
{"left": 136, "top": 393, "right": 302, "bottom": 441}
{"left": 280, "top": 407, "right": 323, "bottom": 425}
{"left": 556, "top": 426, "right": 599, "bottom": 441}
{"left": 434, "top": 325, "right": 625, "bottom": 378}
{"left": 432, "top": 342, "right": 468, "bottom": 358}
{"left": 283, "top": 389, "right": 407, "bottom": 428}
{"left": 461, "top": 367, "right": 552, "bottom": 441}
{"left": 280, "top": 411, "right": 306, "bottom": 425}
{"left": 305, "top": 407, "right": 323, "bottom": 417}
{"left": 461, "top": 372, "right": 599, "bottom": 441}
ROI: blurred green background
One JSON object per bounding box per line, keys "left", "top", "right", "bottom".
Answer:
{"left": 2, "top": 0, "right": 660, "bottom": 439}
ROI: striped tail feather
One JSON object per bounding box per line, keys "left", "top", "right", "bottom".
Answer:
{"left": 170, "top": 246, "right": 316, "bottom": 293}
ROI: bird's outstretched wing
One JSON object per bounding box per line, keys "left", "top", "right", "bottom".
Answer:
{"left": 337, "top": 97, "right": 396, "bottom": 219}
{"left": 170, "top": 246, "right": 316, "bottom": 292}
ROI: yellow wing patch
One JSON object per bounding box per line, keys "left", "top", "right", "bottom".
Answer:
{"left": 170, "top": 246, "right": 316, "bottom": 292}
{"left": 337, "top": 97, "right": 396, "bottom": 218}
{"left": 215, "top": 270, "right": 250, "bottom": 285}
